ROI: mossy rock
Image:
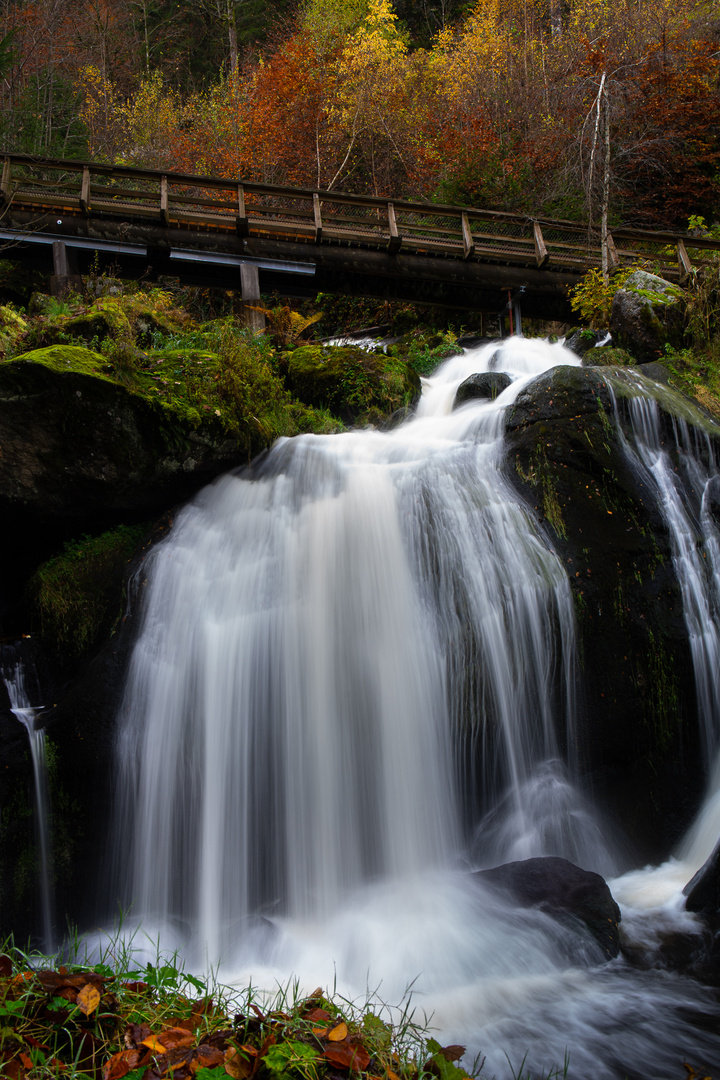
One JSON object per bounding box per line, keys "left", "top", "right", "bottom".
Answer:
{"left": 0, "top": 304, "right": 27, "bottom": 355}
{"left": 582, "top": 346, "right": 635, "bottom": 367}
{"left": 30, "top": 524, "right": 149, "bottom": 667}
{"left": 286, "top": 344, "right": 420, "bottom": 424}
{"left": 505, "top": 363, "right": 705, "bottom": 857}
{"left": 609, "top": 271, "right": 685, "bottom": 363}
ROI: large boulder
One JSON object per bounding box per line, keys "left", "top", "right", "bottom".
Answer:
{"left": 285, "top": 344, "right": 420, "bottom": 425}
{"left": 504, "top": 363, "right": 711, "bottom": 856}
{"left": 0, "top": 345, "right": 248, "bottom": 632}
{"left": 475, "top": 856, "right": 621, "bottom": 959}
{"left": 609, "top": 270, "right": 684, "bottom": 363}
{"left": 453, "top": 371, "right": 511, "bottom": 408}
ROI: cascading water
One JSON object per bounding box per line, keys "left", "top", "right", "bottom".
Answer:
{"left": 1, "top": 649, "right": 54, "bottom": 952}
{"left": 109, "top": 343, "right": 720, "bottom": 1078}
{"left": 606, "top": 376, "right": 720, "bottom": 927}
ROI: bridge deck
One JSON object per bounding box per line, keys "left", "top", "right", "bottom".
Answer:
{"left": 1, "top": 153, "right": 719, "bottom": 318}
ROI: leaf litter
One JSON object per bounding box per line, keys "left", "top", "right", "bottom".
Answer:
{"left": 0, "top": 947, "right": 476, "bottom": 1080}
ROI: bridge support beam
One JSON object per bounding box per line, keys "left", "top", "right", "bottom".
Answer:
{"left": 50, "top": 241, "right": 83, "bottom": 298}
{"left": 239, "top": 262, "right": 265, "bottom": 332}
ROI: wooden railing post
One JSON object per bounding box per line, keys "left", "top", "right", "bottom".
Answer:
{"left": 461, "top": 212, "right": 475, "bottom": 259}
{"left": 533, "top": 221, "right": 549, "bottom": 268}
{"left": 606, "top": 233, "right": 620, "bottom": 270}
{"left": 677, "top": 238, "right": 693, "bottom": 283}
{"left": 0, "top": 157, "right": 11, "bottom": 203}
{"left": 236, "top": 184, "right": 249, "bottom": 236}
{"left": 387, "top": 202, "right": 401, "bottom": 254}
{"left": 80, "top": 165, "right": 91, "bottom": 215}
{"left": 313, "top": 193, "right": 322, "bottom": 243}
{"left": 160, "top": 175, "right": 169, "bottom": 227}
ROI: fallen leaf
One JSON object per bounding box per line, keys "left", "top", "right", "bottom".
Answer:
{"left": 324, "top": 1042, "right": 371, "bottom": 1071}
{"left": 190, "top": 1044, "right": 225, "bottom": 1071}
{"left": 158, "top": 1027, "right": 194, "bottom": 1051}
{"left": 103, "top": 1049, "right": 140, "bottom": 1080}
{"left": 224, "top": 1046, "right": 254, "bottom": 1079}
{"left": 141, "top": 1035, "right": 168, "bottom": 1054}
{"left": 77, "top": 983, "right": 101, "bottom": 1017}
{"left": 0, "top": 954, "right": 12, "bottom": 977}
{"left": 304, "top": 1008, "right": 331, "bottom": 1024}
{"left": 436, "top": 1046, "right": 465, "bottom": 1063}
{"left": 327, "top": 1022, "right": 348, "bottom": 1042}
{"left": 387, "top": 1071, "right": 401, "bottom": 1080}
{"left": 312, "top": 1027, "right": 329, "bottom": 1038}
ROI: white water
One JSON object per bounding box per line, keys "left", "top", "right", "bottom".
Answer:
{"left": 2, "top": 651, "right": 54, "bottom": 952}
{"left": 110, "top": 342, "right": 720, "bottom": 1078}
{"left": 607, "top": 381, "right": 720, "bottom": 971}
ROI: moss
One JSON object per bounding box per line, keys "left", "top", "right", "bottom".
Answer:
{"left": 585, "top": 347, "right": 636, "bottom": 367}
{"left": 7, "top": 343, "right": 118, "bottom": 381}
{"left": 286, "top": 344, "right": 420, "bottom": 423}
{"left": 515, "top": 447, "right": 567, "bottom": 539}
{"left": 29, "top": 524, "right": 148, "bottom": 667}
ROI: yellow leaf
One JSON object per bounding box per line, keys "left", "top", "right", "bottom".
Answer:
{"left": 141, "top": 1035, "right": 168, "bottom": 1053}
{"left": 328, "top": 1022, "right": 348, "bottom": 1042}
{"left": 76, "top": 983, "right": 101, "bottom": 1017}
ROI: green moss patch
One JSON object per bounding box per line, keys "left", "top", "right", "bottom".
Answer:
{"left": 286, "top": 344, "right": 420, "bottom": 424}
{"left": 30, "top": 524, "right": 148, "bottom": 667}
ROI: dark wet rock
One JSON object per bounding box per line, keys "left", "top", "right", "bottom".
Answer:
{"left": 636, "top": 361, "right": 672, "bottom": 384}
{"left": 453, "top": 371, "right": 511, "bottom": 408}
{"left": 610, "top": 270, "right": 684, "bottom": 363}
{"left": 565, "top": 328, "right": 606, "bottom": 357}
{"left": 684, "top": 841, "right": 720, "bottom": 923}
{"left": 0, "top": 346, "right": 247, "bottom": 631}
{"left": 505, "top": 363, "right": 709, "bottom": 858}
{"left": 475, "top": 856, "right": 621, "bottom": 958}
{"left": 455, "top": 334, "right": 493, "bottom": 350}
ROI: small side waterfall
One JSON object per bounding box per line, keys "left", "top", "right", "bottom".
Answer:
{"left": 1, "top": 649, "right": 54, "bottom": 953}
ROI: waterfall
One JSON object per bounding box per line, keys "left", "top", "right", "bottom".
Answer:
{"left": 108, "top": 344, "right": 720, "bottom": 1078}
{"left": 607, "top": 377, "right": 720, "bottom": 921}
{"left": 2, "top": 649, "right": 54, "bottom": 953}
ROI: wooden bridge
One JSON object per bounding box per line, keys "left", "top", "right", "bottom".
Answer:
{"left": 1, "top": 152, "right": 719, "bottom": 326}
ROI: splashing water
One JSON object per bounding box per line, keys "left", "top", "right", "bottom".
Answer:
{"left": 108, "top": 343, "right": 720, "bottom": 1078}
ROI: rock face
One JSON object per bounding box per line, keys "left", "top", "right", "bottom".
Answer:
{"left": 453, "top": 371, "right": 511, "bottom": 408}
{"left": 0, "top": 346, "right": 245, "bottom": 530}
{"left": 684, "top": 841, "right": 720, "bottom": 923}
{"left": 609, "top": 271, "right": 684, "bottom": 363}
{"left": 475, "top": 856, "right": 621, "bottom": 959}
{"left": 504, "top": 362, "right": 712, "bottom": 856}
{"left": 0, "top": 346, "right": 247, "bottom": 631}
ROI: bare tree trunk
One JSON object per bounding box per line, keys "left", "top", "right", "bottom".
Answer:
{"left": 226, "top": 0, "right": 238, "bottom": 76}
{"left": 601, "top": 85, "right": 611, "bottom": 281}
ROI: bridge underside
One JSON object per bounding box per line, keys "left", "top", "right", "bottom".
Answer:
{"left": 4, "top": 211, "right": 576, "bottom": 322}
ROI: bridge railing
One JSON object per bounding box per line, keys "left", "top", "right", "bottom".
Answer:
{"left": 2, "top": 152, "right": 720, "bottom": 280}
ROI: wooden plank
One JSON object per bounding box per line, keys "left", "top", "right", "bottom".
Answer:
{"left": 605, "top": 233, "right": 620, "bottom": 269}
{"left": 461, "top": 212, "right": 475, "bottom": 259}
{"left": 533, "top": 221, "right": 549, "bottom": 268}
{"left": 0, "top": 157, "right": 10, "bottom": 202}
{"left": 80, "top": 165, "right": 90, "bottom": 215}
{"left": 160, "top": 175, "right": 169, "bottom": 226}
{"left": 313, "top": 193, "right": 322, "bottom": 243}
{"left": 237, "top": 184, "right": 249, "bottom": 236}
{"left": 387, "top": 202, "right": 401, "bottom": 254}
{"left": 677, "top": 237, "right": 693, "bottom": 282}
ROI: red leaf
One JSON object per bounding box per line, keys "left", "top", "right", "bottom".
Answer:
{"left": 324, "top": 1042, "right": 371, "bottom": 1071}
{"left": 103, "top": 1049, "right": 140, "bottom": 1080}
